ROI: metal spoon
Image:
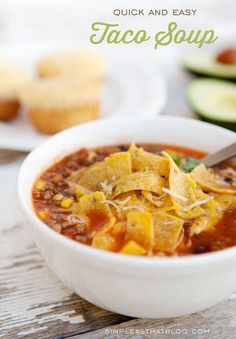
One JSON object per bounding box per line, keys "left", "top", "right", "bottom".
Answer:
{"left": 202, "top": 142, "right": 236, "bottom": 167}
{"left": 0, "top": 149, "right": 28, "bottom": 164}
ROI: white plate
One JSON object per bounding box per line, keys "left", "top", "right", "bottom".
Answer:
{"left": 0, "top": 58, "right": 166, "bottom": 151}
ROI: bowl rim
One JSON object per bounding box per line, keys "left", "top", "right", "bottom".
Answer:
{"left": 18, "top": 115, "right": 236, "bottom": 268}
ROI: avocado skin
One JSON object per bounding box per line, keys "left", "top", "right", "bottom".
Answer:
{"left": 183, "top": 68, "right": 236, "bottom": 83}
{"left": 196, "top": 114, "right": 236, "bottom": 132}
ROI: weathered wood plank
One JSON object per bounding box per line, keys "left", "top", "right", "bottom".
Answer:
{"left": 0, "top": 161, "right": 131, "bottom": 338}
{"left": 74, "top": 295, "right": 236, "bottom": 339}
{"left": 0, "top": 225, "right": 130, "bottom": 338}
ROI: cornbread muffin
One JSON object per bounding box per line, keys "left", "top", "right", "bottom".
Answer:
{"left": 37, "top": 50, "right": 106, "bottom": 80}
{"left": 0, "top": 59, "right": 30, "bottom": 120}
{"left": 20, "top": 78, "right": 101, "bottom": 134}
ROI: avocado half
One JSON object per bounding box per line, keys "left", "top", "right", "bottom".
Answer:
{"left": 188, "top": 78, "right": 236, "bottom": 131}
{"left": 182, "top": 52, "right": 236, "bottom": 80}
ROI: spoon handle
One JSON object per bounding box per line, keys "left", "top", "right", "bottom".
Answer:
{"left": 202, "top": 142, "right": 236, "bottom": 167}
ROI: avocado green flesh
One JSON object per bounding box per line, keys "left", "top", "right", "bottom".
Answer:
{"left": 188, "top": 79, "right": 236, "bottom": 130}
{"left": 182, "top": 52, "right": 236, "bottom": 79}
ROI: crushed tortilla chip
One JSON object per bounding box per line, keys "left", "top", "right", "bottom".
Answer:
{"left": 94, "top": 217, "right": 116, "bottom": 235}
{"left": 191, "top": 164, "right": 236, "bottom": 194}
{"left": 75, "top": 152, "right": 132, "bottom": 193}
{"left": 126, "top": 211, "right": 153, "bottom": 249}
{"left": 215, "top": 194, "right": 236, "bottom": 208}
{"left": 112, "top": 192, "right": 150, "bottom": 217}
{"left": 112, "top": 171, "right": 164, "bottom": 198}
{"left": 189, "top": 216, "right": 210, "bottom": 236}
{"left": 105, "top": 152, "right": 132, "bottom": 179}
{"left": 91, "top": 233, "right": 117, "bottom": 251}
{"left": 76, "top": 191, "right": 113, "bottom": 220}
{"left": 120, "top": 240, "right": 146, "bottom": 255}
{"left": 141, "top": 191, "right": 163, "bottom": 207}
{"left": 190, "top": 197, "right": 224, "bottom": 236}
{"left": 75, "top": 162, "right": 107, "bottom": 192}
{"left": 128, "top": 143, "right": 169, "bottom": 176}
{"left": 110, "top": 221, "right": 127, "bottom": 237}
{"left": 153, "top": 213, "right": 183, "bottom": 252}
{"left": 163, "top": 151, "right": 203, "bottom": 219}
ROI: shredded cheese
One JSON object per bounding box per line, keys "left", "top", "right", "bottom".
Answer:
{"left": 101, "top": 199, "right": 121, "bottom": 215}
{"left": 162, "top": 220, "right": 177, "bottom": 225}
{"left": 183, "top": 196, "right": 214, "bottom": 212}
{"left": 100, "top": 180, "right": 113, "bottom": 197}
{"left": 162, "top": 187, "right": 188, "bottom": 202}
{"left": 122, "top": 205, "right": 145, "bottom": 212}
{"left": 114, "top": 196, "right": 131, "bottom": 205}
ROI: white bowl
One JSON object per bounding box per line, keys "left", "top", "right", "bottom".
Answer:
{"left": 18, "top": 116, "right": 236, "bottom": 319}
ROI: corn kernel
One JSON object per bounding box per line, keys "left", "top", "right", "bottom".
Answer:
{"left": 75, "top": 185, "right": 91, "bottom": 199}
{"left": 34, "top": 180, "right": 46, "bottom": 190}
{"left": 38, "top": 210, "right": 49, "bottom": 219}
{"left": 60, "top": 198, "right": 73, "bottom": 208}
{"left": 75, "top": 187, "right": 84, "bottom": 199}
{"left": 53, "top": 193, "right": 64, "bottom": 201}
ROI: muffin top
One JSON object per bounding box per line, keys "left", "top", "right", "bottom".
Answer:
{"left": 38, "top": 50, "right": 106, "bottom": 80}
{"left": 0, "top": 59, "right": 30, "bottom": 98}
{"left": 20, "top": 77, "right": 101, "bottom": 109}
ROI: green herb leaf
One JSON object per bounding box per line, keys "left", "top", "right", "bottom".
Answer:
{"left": 171, "top": 155, "right": 182, "bottom": 167}
{"left": 181, "top": 157, "right": 201, "bottom": 173}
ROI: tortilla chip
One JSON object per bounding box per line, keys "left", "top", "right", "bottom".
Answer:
{"left": 75, "top": 152, "right": 132, "bottom": 193}
{"left": 104, "top": 221, "right": 127, "bottom": 251}
{"left": 153, "top": 213, "right": 183, "bottom": 252}
{"left": 190, "top": 216, "right": 211, "bottom": 236}
{"left": 96, "top": 216, "right": 117, "bottom": 234}
{"left": 128, "top": 144, "right": 169, "bottom": 177}
{"left": 126, "top": 211, "right": 153, "bottom": 249}
{"left": 120, "top": 240, "right": 146, "bottom": 255}
{"left": 105, "top": 152, "right": 132, "bottom": 179}
{"left": 112, "top": 171, "right": 164, "bottom": 198}
{"left": 215, "top": 194, "right": 236, "bottom": 208}
{"left": 113, "top": 192, "right": 147, "bottom": 218}
{"left": 206, "top": 198, "right": 224, "bottom": 222}
{"left": 76, "top": 191, "right": 113, "bottom": 219}
{"left": 141, "top": 190, "right": 163, "bottom": 207}
{"left": 110, "top": 221, "right": 127, "bottom": 237}
{"left": 163, "top": 151, "right": 203, "bottom": 219}
{"left": 191, "top": 164, "right": 236, "bottom": 194}
{"left": 190, "top": 197, "right": 224, "bottom": 236}
{"left": 75, "top": 162, "right": 107, "bottom": 192}
{"left": 91, "top": 233, "right": 117, "bottom": 251}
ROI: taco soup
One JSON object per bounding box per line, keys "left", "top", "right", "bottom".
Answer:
{"left": 32, "top": 144, "right": 236, "bottom": 257}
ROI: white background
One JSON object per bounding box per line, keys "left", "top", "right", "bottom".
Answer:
{"left": 0, "top": 0, "right": 234, "bottom": 48}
